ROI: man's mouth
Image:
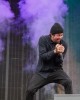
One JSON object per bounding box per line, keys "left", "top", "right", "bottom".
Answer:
{"left": 57, "top": 39, "right": 60, "bottom": 41}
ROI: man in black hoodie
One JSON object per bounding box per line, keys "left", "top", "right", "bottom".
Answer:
{"left": 26, "top": 23, "right": 73, "bottom": 100}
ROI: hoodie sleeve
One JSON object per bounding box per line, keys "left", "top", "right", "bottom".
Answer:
{"left": 38, "top": 36, "right": 56, "bottom": 61}
{"left": 62, "top": 41, "right": 67, "bottom": 58}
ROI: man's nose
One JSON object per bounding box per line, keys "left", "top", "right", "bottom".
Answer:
{"left": 58, "top": 36, "right": 62, "bottom": 39}
{"left": 59, "top": 36, "right": 63, "bottom": 38}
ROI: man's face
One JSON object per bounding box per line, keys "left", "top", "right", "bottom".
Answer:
{"left": 51, "top": 33, "right": 63, "bottom": 43}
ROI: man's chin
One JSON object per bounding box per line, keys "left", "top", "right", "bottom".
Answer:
{"left": 56, "top": 40, "right": 61, "bottom": 43}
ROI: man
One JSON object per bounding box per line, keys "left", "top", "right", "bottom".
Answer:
{"left": 26, "top": 23, "right": 73, "bottom": 100}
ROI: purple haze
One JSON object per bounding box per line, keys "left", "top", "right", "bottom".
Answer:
{"left": 19, "top": 0, "right": 68, "bottom": 72}
{"left": 19, "top": 0, "right": 68, "bottom": 47}
{"left": 0, "top": 0, "right": 14, "bottom": 61}
{"left": 0, "top": 0, "right": 14, "bottom": 34}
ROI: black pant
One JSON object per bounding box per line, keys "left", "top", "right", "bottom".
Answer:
{"left": 26, "top": 69, "right": 73, "bottom": 100}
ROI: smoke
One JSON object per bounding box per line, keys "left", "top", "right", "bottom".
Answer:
{"left": 18, "top": 0, "right": 68, "bottom": 72}
{"left": 0, "top": 0, "right": 14, "bottom": 62}
{"left": 19, "top": 0, "right": 68, "bottom": 47}
{"left": 0, "top": 0, "right": 14, "bottom": 36}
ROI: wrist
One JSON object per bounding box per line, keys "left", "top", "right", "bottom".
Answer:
{"left": 54, "top": 49, "right": 56, "bottom": 53}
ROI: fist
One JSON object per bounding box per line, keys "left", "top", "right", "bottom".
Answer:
{"left": 55, "top": 44, "right": 65, "bottom": 53}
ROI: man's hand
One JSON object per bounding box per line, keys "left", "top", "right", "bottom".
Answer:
{"left": 54, "top": 44, "right": 65, "bottom": 54}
